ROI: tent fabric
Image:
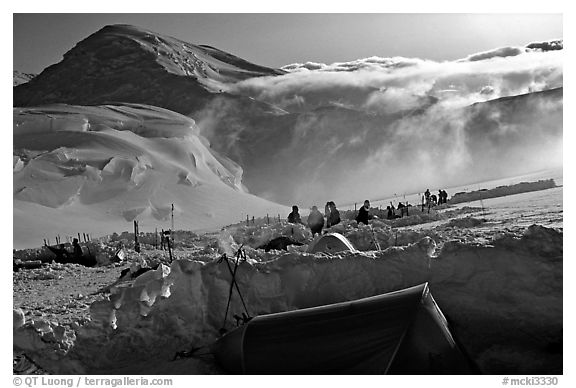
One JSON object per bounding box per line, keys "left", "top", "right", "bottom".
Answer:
{"left": 307, "top": 233, "right": 357, "bottom": 254}
{"left": 213, "top": 283, "right": 474, "bottom": 374}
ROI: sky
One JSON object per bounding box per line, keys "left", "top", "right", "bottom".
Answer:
{"left": 13, "top": 13, "right": 563, "bottom": 74}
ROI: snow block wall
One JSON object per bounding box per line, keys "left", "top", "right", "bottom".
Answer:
{"left": 449, "top": 179, "right": 557, "bottom": 204}
{"left": 13, "top": 226, "right": 562, "bottom": 374}
{"left": 14, "top": 238, "right": 434, "bottom": 374}
{"left": 429, "top": 225, "right": 562, "bottom": 374}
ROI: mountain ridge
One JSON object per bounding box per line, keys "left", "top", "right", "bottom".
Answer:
{"left": 13, "top": 24, "right": 284, "bottom": 114}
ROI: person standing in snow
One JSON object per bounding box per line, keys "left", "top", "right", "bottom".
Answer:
{"left": 324, "top": 202, "right": 331, "bottom": 220}
{"left": 72, "top": 238, "right": 83, "bottom": 259}
{"left": 356, "top": 200, "right": 371, "bottom": 225}
{"left": 307, "top": 206, "right": 325, "bottom": 237}
{"left": 287, "top": 205, "right": 305, "bottom": 225}
{"left": 397, "top": 202, "right": 408, "bottom": 217}
{"left": 326, "top": 201, "right": 341, "bottom": 228}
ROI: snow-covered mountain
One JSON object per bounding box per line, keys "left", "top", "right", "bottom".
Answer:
{"left": 13, "top": 24, "right": 563, "bottom": 240}
{"left": 13, "top": 103, "right": 289, "bottom": 249}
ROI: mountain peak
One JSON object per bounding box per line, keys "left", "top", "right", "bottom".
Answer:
{"left": 14, "top": 24, "right": 284, "bottom": 115}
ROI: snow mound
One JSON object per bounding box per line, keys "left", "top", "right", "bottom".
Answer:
{"left": 445, "top": 216, "right": 485, "bottom": 228}
{"left": 222, "top": 215, "right": 456, "bottom": 254}
{"left": 13, "top": 241, "right": 121, "bottom": 267}
{"left": 221, "top": 217, "right": 444, "bottom": 254}
{"left": 223, "top": 222, "right": 312, "bottom": 252}
{"left": 430, "top": 226, "right": 562, "bottom": 373}
{"left": 492, "top": 224, "right": 562, "bottom": 258}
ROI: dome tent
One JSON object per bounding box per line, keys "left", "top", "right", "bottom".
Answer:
{"left": 307, "top": 232, "right": 357, "bottom": 254}
{"left": 213, "top": 283, "right": 476, "bottom": 374}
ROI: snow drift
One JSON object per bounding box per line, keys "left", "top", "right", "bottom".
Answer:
{"left": 13, "top": 224, "right": 561, "bottom": 374}
{"left": 13, "top": 104, "right": 289, "bottom": 249}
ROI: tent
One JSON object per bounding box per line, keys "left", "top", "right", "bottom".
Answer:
{"left": 307, "top": 232, "right": 357, "bottom": 254}
{"left": 212, "top": 283, "right": 475, "bottom": 374}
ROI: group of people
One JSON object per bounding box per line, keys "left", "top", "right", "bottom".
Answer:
{"left": 356, "top": 199, "right": 407, "bottom": 223}
{"left": 287, "top": 189, "right": 450, "bottom": 236}
{"left": 386, "top": 204, "right": 404, "bottom": 219}
{"left": 287, "top": 197, "right": 410, "bottom": 237}
{"left": 288, "top": 199, "right": 375, "bottom": 237}
{"left": 288, "top": 201, "right": 342, "bottom": 237}
{"left": 44, "top": 237, "right": 97, "bottom": 266}
{"left": 424, "top": 189, "right": 449, "bottom": 206}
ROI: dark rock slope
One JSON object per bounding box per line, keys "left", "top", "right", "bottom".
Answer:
{"left": 13, "top": 24, "right": 284, "bottom": 115}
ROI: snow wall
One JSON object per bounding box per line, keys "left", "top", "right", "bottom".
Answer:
{"left": 449, "top": 179, "right": 557, "bottom": 204}
{"left": 14, "top": 225, "right": 562, "bottom": 375}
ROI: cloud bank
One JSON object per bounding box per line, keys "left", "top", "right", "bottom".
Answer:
{"left": 196, "top": 41, "right": 563, "bottom": 206}
{"left": 228, "top": 40, "right": 562, "bottom": 113}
